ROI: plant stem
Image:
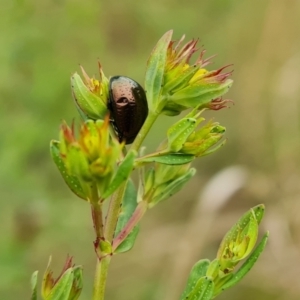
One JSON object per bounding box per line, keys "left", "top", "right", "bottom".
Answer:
{"left": 92, "top": 255, "right": 111, "bottom": 300}
{"left": 105, "top": 110, "right": 159, "bottom": 242}
{"left": 94, "top": 110, "right": 159, "bottom": 299}
{"left": 91, "top": 204, "right": 104, "bottom": 239}
{"left": 90, "top": 182, "right": 103, "bottom": 239}
{"left": 91, "top": 181, "right": 108, "bottom": 300}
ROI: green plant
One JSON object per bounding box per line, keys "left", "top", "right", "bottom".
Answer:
{"left": 31, "top": 30, "right": 268, "bottom": 300}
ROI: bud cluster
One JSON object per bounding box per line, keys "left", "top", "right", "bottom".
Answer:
{"left": 180, "top": 205, "right": 269, "bottom": 299}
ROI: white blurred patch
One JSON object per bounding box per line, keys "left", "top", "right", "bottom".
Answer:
{"left": 199, "top": 165, "right": 249, "bottom": 213}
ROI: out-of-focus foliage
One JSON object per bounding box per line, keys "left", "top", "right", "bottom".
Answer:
{"left": 0, "top": 0, "right": 300, "bottom": 299}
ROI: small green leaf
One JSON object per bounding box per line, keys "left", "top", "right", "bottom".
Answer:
{"left": 67, "top": 145, "right": 92, "bottom": 182}
{"left": 99, "top": 239, "right": 112, "bottom": 255}
{"left": 206, "top": 259, "right": 220, "bottom": 280}
{"left": 145, "top": 30, "right": 173, "bottom": 112}
{"left": 115, "top": 227, "right": 139, "bottom": 253}
{"left": 50, "top": 141, "right": 88, "bottom": 200}
{"left": 46, "top": 269, "right": 74, "bottom": 300}
{"left": 138, "top": 166, "right": 152, "bottom": 203}
{"left": 167, "top": 118, "right": 197, "bottom": 152}
{"left": 186, "top": 276, "right": 214, "bottom": 300}
{"left": 163, "top": 65, "right": 200, "bottom": 95}
{"left": 193, "top": 135, "right": 223, "bottom": 156}
{"left": 31, "top": 271, "right": 38, "bottom": 300}
{"left": 170, "top": 80, "right": 233, "bottom": 108}
{"left": 216, "top": 232, "right": 269, "bottom": 296}
{"left": 154, "top": 164, "right": 190, "bottom": 186}
{"left": 137, "top": 153, "right": 195, "bottom": 165}
{"left": 71, "top": 73, "right": 107, "bottom": 120}
{"left": 42, "top": 257, "right": 53, "bottom": 299}
{"left": 150, "top": 168, "right": 196, "bottom": 207}
{"left": 74, "top": 99, "right": 89, "bottom": 121}
{"left": 68, "top": 266, "right": 83, "bottom": 300}
{"left": 180, "top": 259, "right": 210, "bottom": 300}
{"left": 201, "top": 139, "right": 227, "bottom": 157}
{"left": 114, "top": 180, "right": 140, "bottom": 253}
{"left": 102, "top": 150, "right": 137, "bottom": 199}
{"left": 252, "top": 204, "right": 265, "bottom": 225}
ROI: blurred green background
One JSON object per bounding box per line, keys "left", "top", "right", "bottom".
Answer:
{"left": 1, "top": 0, "right": 300, "bottom": 299}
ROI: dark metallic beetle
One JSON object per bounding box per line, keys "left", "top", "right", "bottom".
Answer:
{"left": 108, "top": 76, "right": 148, "bottom": 144}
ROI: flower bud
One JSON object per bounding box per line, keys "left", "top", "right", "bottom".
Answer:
{"left": 41, "top": 256, "right": 83, "bottom": 300}
{"left": 217, "top": 205, "right": 264, "bottom": 273}
{"left": 71, "top": 63, "right": 109, "bottom": 120}
{"left": 143, "top": 163, "right": 195, "bottom": 207}
{"left": 145, "top": 30, "right": 233, "bottom": 116}
{"left": 51, "top": 117, "right": 135, "bottom": 201}
{"left": 164, "top": 109, "right": 226, "bottom": 157}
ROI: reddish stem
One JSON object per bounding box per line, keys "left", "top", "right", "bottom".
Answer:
{"left": 91, "top": 203, "right": 104, "bottom": 242}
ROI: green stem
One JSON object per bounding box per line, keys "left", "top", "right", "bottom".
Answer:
{"left": 91, "top": 182, "right": 109, "bottom": 300}
{"left": 92, "top": 255, "right": 111, "bottom": 300}
{"left": 130, "top": 110, "right": 159, "bottom": 152}
{"left": 91, "top": 203, "right": 104, "bottom": 239}
{"left": 94, "top": 110, "right": 159, "bottom": 299}
{"left": 105, "top": 110, "right": 159, "bottom": 241}
{"left": 90, "top": 182, "right": 103, "bottom": 239}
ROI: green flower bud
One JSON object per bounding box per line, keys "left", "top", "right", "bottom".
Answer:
{"left": 41, "top": 256, "right": 83, "bottom": 300}
{"left": 145, "top": 30, "right": 233, "bottom": 116}
{"left": 159, "top": 109, "right": 226, "bottom": 158}
{"left": 71, "top": 64, "right": 109, "bottom": 120}
{"left": 52, "top": 117, "right": 134, "bottom": 201}
{"left": 217, "top": 205, "right": 264, "bottom": 272}
{"left": 143, "top": 163, "right": 195, "bottom": 207}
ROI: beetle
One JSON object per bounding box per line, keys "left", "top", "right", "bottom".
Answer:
{"left": 108, "top": 76, "right": 148, "bottom": 144}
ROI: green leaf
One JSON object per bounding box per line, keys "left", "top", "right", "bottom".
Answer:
{"left": 68, "top": 266, "right": 83, "bottom": 300}
{"left": 163, "top": 65, "right": 200, "bottom": 95}
{"left": 67, "top": 144, "right": 92, "bottom": 182}
{"left": 99, "top": 239, "right": 113, "bottom": 255}
{"left": 180, "top": 259, "right": 210, "bottom": 300}
{"left": 150, "top": 167, "right": 196, "bottom": 207}
{"left": 206, "top": 259, "right": 220, "bottom": 280}
{"left": 145, "top": 30, "right": 173, "bottom": 112}
{"left": 201, "top": 139, "right": 227, "bottom": 157}
{"left": 114, "top": 180, "right": 140, "bottom": 253}
{"left": 216, "top": 232, "right": 269, "bottom": 296}
{"left": 74, "top": 98, "right": 89, "bottom": 121}
{"left": 137, "top": 165, "right": 150, "bottom": 203}
{"left": 71, "top": 73, "right": 107, "bottom": 120}
{"left": 170, "top": 80, "right": 233, "bottom": 108}
{"left": 46, "top": 269, "right": 74, "bottom": 300}
{"left": 186, "top": 276, "right": 214, "bottom": 300}
{"left": 154, "top": 164, "right": 190, "bottom": 186}
{"left": 50, "top": 140, "right": 87, "bottom": 200}
{"left": 114, "top": 227, "right": 139, "bottom": 254}
{"left": 137, "top": 153, "right": 195, "bottom": 165}
{"left": 252, "top": 204, "right": 265, "bottom": 225}
{"left": 31, "top": 271, "right": 38, "bottom": 300}
{"left": 42, "top": 257, "right": 53, "bottom": 299}
{"left": 102, "top": 150, "right": 137, "bottom": 199}
{"left": 167, "top": 118, "right": 197, "bottom": 152}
